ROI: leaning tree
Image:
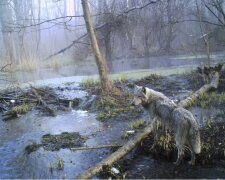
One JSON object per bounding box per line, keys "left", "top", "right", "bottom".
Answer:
{"left": 81, "top": 0, "right": 119, "bottom": 95}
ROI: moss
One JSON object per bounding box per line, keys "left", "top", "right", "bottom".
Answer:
{"left": 192, "top": 92, "right": 225, "bottom": 108}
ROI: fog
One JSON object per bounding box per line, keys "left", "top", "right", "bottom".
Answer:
{"left": 0, "top": 0, "right": 225, "bottom": 83}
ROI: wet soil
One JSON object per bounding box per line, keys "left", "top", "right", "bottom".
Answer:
{"left": 87, "top": 70, "right": 225, "bottom": 179}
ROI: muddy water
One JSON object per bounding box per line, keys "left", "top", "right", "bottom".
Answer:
{"left": 0, "top": 84, "right": 129, "bottom": 178}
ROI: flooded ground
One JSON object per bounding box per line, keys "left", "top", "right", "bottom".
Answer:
{"left": 1, "top": 52, "right": 225, "bottom": 88}
{"left": 0, "top": 83, "right": 132, "bottom": 179}
{"left": 0, "top": 54, "right": 225, "bottom": 178}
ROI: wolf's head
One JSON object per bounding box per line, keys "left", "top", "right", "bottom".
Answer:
{"left": 132, "top": 85, "right": 167, "bottom": 107}
{"left": 132, "top": 85, "right": 149, "bottom": 106}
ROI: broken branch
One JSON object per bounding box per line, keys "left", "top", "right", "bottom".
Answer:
{"left": 71, "top": 144, "right": 122, "bottom": 151}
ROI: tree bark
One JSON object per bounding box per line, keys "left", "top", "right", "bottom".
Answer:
{"left": 81, "top": 0, "right": 117, "bottom": 94}
{"left": 77, "top": 69, "right": 221, "bottom": 179}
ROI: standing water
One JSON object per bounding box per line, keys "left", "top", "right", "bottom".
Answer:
{"left": 0, "top": 81, "right": 118, "bottom": 178}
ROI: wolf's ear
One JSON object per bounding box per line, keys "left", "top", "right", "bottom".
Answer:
{"left": 135, "top": 85, "right": 142, "bottom": 89}
{"left": 142, "top": 87, "right": 146, "bottom": 95}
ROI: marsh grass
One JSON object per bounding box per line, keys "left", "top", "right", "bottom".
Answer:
{"left": 80, "top": 78, "right": 100, "bottom": 88}
{"left": 129, "top": 119, "right": 146, "bottom": 129}
{"left": 193, "top": 92, "right": 225, "bottom": 108}
{"left": 12, "top": 103, "right": 31, "bottom": 114}
{"left": 42, "top": 56, "right": 74, "bottom": 70}
{"left": 96, "top": 95, "right": 139, "bottom": 121}
{"left": 16, "top": 59, "right": 40, "bottom": 72}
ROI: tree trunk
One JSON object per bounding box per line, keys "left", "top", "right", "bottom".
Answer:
{"left": 0, "top": 1, "right": 16, "bottom": 63}
{"left": 81, "top": 0, "right": 117, "bottom": 94}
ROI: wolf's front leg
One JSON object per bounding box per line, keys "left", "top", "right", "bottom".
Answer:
{"left": 188, "top": 150, "right": 196, "bottom": 165}
{"left": 151, "top": 117, "right": 160, "bottom": 142}
{"left": 173, "top": 147, "right": 184, "bottom": 165}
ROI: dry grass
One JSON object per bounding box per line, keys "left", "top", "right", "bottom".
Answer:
{"left": 42, "top": 56, "right": 75, "bottom": 70}
{"left": 16, "top": 59, "right": 40, "bottom": 71}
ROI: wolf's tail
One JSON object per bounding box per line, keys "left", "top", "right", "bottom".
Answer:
{"left": 190, "top": 127, "right": 201, "bottom": 154}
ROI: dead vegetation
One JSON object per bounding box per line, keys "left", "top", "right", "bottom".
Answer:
{"left": 25, "top": 132, "right": 86, "bottom": 154}
{"left": 0, "top": 86, "right": 80, "bottom": 120}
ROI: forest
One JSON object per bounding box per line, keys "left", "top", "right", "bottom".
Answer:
{"left": 0, "top": 0, "right": 225, "bottom": 179}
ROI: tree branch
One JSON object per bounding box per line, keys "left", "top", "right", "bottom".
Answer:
{"left": 173, "top": 19, "right": 224, "bottom": 27}
{"left": 44, "top": 0, "right": 158, "bottom": 60}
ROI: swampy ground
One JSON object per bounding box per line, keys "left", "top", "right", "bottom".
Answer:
{"left": 0, "top": 69, "right": 225, "bottom": 179}
{"left": 82, "top": 70, "right": 225, "bottom": 179}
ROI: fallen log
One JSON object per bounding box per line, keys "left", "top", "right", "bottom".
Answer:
{"left": 77, "top": 68, "right": 222, "bottom": 179}
{"left": 178, "top": 71, "right": 220, "bottom": 108}
{"left": 31, "top": 87, "right": 56, "bottom": 117}
{"left": 77, "top": 124, "right": 154, "bottom": 179}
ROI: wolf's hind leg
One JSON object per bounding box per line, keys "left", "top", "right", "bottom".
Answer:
{"left": 174, "top": 130, "right": 187, "bottom": 165}
{"left": 187, "top": 141, "right": 196, "bottom": 165}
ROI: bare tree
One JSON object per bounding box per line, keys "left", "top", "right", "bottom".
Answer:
{"left": 81, "top": 0, "right": 119, "bottom": 94}
{"left": 0, "top": 1, "right": 16, "bottom": 63}
{"left": 196, "top": 0, "right": 211, "bottom": 66}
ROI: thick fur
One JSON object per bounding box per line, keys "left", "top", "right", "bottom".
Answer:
{"left": 133, "top": 85, "right": 201, "bottom": 165}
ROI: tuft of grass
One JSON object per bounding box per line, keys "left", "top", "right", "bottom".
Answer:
{"left": 129, "top": 119, "right": 146, "bottom": 129}
{"left": 193, "top": 92, "right": 225, "bottom": 108}
{"left": 49, "top": 156, "right": 64, "bottom": 173}
{"left": 115, "top": 74, "right": 128, "bottom": 83}
{"left": 96, "top": 95, "right": 141, "bottom": 121}
{"left": 80, "top": 78, "right": 100, "bottom": 88}
{"left": 56, "top": 156, "right": 64, "bottom": 170}
{"left": 121, "top": 131, "right": 129, "bottom": 140}
{"left": 12, "top": 103, "right": 31, "bottom": 114}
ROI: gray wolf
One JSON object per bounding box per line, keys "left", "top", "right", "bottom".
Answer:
{"left": 132, "top": 85, "right": 201, "bottom": 165}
